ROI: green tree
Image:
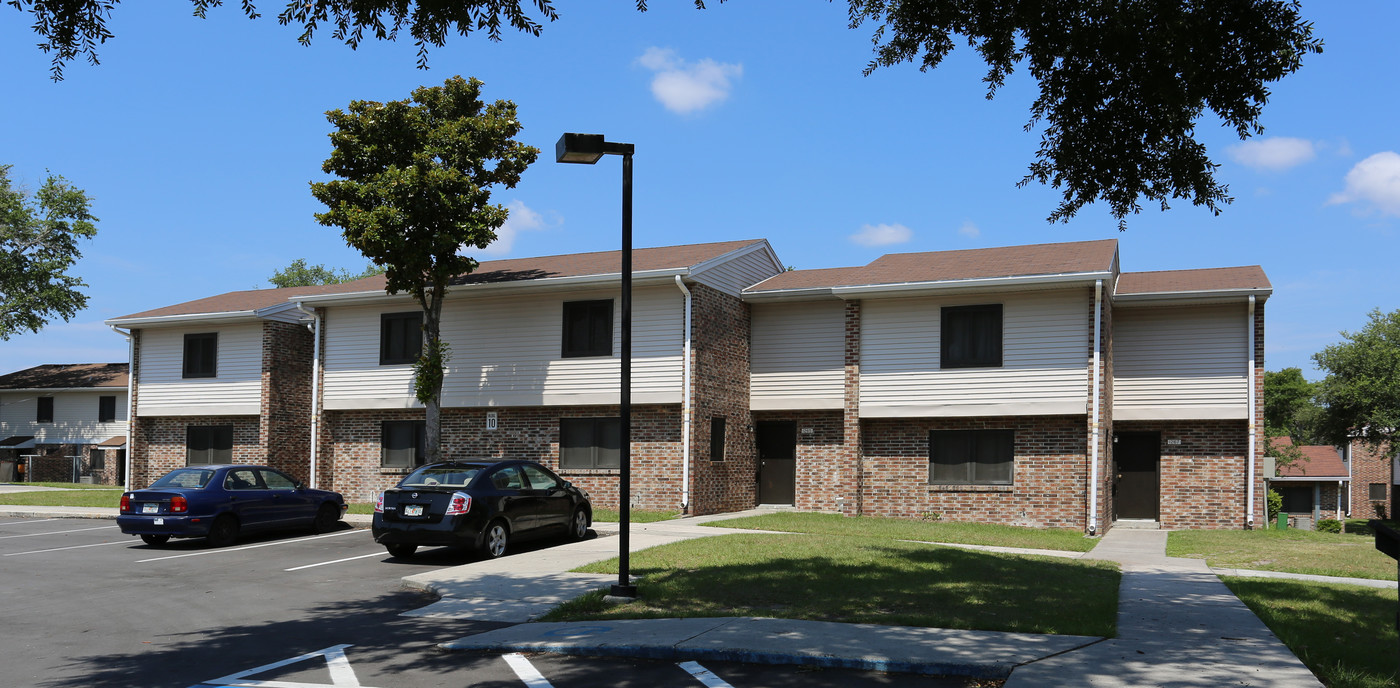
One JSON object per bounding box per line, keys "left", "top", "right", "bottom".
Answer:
{"left": 0, "top": 165, "right": 98, "bottom": 340}
{"left": 15, "top": 1, "right": 1321, "bottom": 228}
{"left": 1264, "top": 367, "right": 1324, "bottom": 444}
{"left": 312, "top": 75, "right": 538, "bottom": 462}
{"left": 268, "top": 258, "right": 383, "bottom": 288}
{"left": 1314, "top": 308, "right": 1400, "bottom": 458}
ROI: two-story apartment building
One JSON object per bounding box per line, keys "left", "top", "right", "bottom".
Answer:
{"left": 0, "top": 363, "right": 129, "bottom": 484}
{"left": 108, "top": 237, "right": 1268, "bottom": 531}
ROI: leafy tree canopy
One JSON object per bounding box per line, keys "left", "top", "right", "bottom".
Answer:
{"left": 15, "top": 1, "right": 1321, "bottom": 227}
{"left": 1314, "top": 308, "right": 1400, "bottom": 456}
{"left": 0, "top": 165, "right": 98, "bottom": 340}
{"left": 1264, "top": 367, "right": 1324, "bottom": 444}
{"left": 268, "top": 258, "right": 383, "bottom": 288}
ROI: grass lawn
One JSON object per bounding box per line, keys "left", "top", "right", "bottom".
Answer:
{"left": 1224, "top": 577, "right": 1398, "bottom": 688}
{"left": 1167, "top": 529, "right": 1395, "bottom": 580}
{"left": 590, "top": 507, "right": 679, "bottom": 524}
{"left": 543, "top": 532, "right": 1119, "bottom": 637}
{"left": 0, "top": 489, "right": 122, "bottom": 508}
{"left": 9, "top": 482, "right": 122, "bottom": 490}
{"left": 705, "top": 512, "right": 1098, "bottom": 552}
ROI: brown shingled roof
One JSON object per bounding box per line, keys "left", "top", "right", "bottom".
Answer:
{"left": 748, "top": 239, "right": 1118, "bottom": 292}
{"left": 113, "top": 282, "right": 378, "bottom": 321}
{"left": 1276, "top": 443, "right": 1348, "bottom": 479}
{"left": 0, "top": 363, "right": 128, "bottom": 389}
{"left": 1117, "top": 266, "right": 1270, "bottom": 295}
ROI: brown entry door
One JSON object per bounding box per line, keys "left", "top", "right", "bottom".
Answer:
{"left": 756, "top": 421, "right": 796, "bottom": 505}
{"left": 1115, "top": 432, "right": 1161, "bottom": 520}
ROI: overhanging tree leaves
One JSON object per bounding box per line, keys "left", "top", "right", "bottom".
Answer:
{"left": 0, "top": 165, "right": 98, "bottom": 340}
{"left": 268, "top": 258, "right": 383, "bottom": 288}
{"left": 312, "top": 76, "right": 538, "bottom": 462}
{"left": 1314, "top": 308, "right": 1400, "bottom": 458}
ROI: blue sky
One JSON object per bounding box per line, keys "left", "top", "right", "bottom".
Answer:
{"left": 1, "top": 2, "right": 1395, "bottom": 379}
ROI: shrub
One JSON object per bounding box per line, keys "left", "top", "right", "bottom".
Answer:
{"left": 1316, "top": 518, "right": 1342, "bottom": 533}
{"left": 1267, "top": 489, "right": 1283, "bottom": 521}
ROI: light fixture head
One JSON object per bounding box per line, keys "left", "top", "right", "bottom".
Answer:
{"left": 556, "top": 133, "right": 606, "bottom": 164}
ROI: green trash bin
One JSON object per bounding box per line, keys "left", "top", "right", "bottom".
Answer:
{"left": 1275, "top": 515, "right": 1288, "bottom": 530}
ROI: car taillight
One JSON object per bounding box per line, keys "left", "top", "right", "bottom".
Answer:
{"left": 120, "top": 494, "right": 131, "bottom": 512}
{"left": 446, "top": 492, "right": 472, "bottom": 516}
{"left": 374, "top": 492, "right": 384, "bottom": 513}
{"left": 169, "top": 495, "right": 188, "bottom": 513}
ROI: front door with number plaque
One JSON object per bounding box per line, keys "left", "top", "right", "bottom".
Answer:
{"left": 756, "top": 421, "right": 796, "bottom": 505}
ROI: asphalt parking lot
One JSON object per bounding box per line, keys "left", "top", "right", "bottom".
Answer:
{"left": 0, "top": 516, "right": 972, "bottom": 688}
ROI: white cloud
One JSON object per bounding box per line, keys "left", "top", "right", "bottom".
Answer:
{"left": 957, "top": 221, "right": 980, "bottom": 239}
{"left": 475, "top": 200, "right": 545, "bottom": 257}
{"left": 637, "top": 47, "right": 742, "bottom": 114}
{"left": 1328, "top": 151, "right": 1400, "bottom": 217}
{"left": 850, "top": 223, "right": 913, "bottom": 247}
{"left": 1226, "top": 137, "right": 1316, "bottom": 172}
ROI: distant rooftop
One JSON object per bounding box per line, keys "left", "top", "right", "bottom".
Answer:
{"left": 0, "top": 363, "right": 128, "bottom": 390}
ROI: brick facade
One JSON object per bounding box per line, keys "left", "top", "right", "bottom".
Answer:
{"left": 752, "top": 410, "right": 847, "bottom": 512}
{"left": 1112, "top": 420, "right": 1250, "bottom": 529}
{"left": 1349, "top": 440, "right": 1394, "bottom": 520}
{"left": 685, "top": 283, "right": 757, "bottom": 516}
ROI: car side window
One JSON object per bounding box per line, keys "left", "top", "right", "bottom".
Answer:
{"left": 520, "top": 464, "right": 558, "bottom": 490}
{"left": 491, "top": 467, "right": 523, "bottom": 491}
{"left": 224, "top": 469, "right": 260, "bottom": 491}
{"left": 260, "top": 469, "right": 296, "bottom": 490}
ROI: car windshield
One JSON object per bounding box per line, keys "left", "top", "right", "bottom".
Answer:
{"left": 149, "top": 468, "right": 214, "bottom": 489}
{"left": 399, "top": 466, "right": 482, "bottom": 488}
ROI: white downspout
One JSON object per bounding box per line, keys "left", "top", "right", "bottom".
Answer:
{"left": 295, "top": 303, "right": 323, "bottom": 489}
{"left": 1247, "top": 296, "right": 1257, "bottom": 528}
{"left": 109, "top": 325, "right": 134, "bottom": 492}
{"left": 674, "top": 276, "right": 693, "bottom": 513}
{"left": 1088, "top": 280, "right": 1103, "bottom": 536}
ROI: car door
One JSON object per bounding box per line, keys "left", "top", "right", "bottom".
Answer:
{"left": 519, "top": 463, "right": 570, "bottom": 532}
{"left": 222, "top": 467, "right": 277, "bottom": 529}
{"left": 487, "top": 465, "right": 538, "bottom": 535}
{"left": 258, "top": 468, "right": 316, "bottom": 527}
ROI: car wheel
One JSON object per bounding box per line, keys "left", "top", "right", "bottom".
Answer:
{"left": 385, "top": 543, "right": 417, "bottom": 558}
{"left": 140, "top": 534, "right": 170, "bottom": 546}
{"left": 481, "top": 520, "right": 509, "bottom": 559}
{"left": 569, "top": 507, "right": 589, "bottom": 541}
{"left": 313, "top": 503, "right": 341, "bottom": 533}
{"left": 206, "top": 515, "right": 239, "bottom": 548}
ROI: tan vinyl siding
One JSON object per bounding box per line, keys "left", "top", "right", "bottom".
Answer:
{"left": 1113, "top": 303, "right": 1249, "bottom": 419}
{"left": 322, "top": 286, "right": 683, "bottom": 409}
{"left": 0, "top": 391, "right": 128, "bottom": 443}
{"left": 859, "top": 290, "right": 1091, "bottom": 416}
{"left": 136, "top": 324, "right": 262, "bottom": 415}
{"left": 750, "top": 301, "right": 844, "bottom": 409}
{"left": 692, "top": 248, "right": 781, "bottom": 297}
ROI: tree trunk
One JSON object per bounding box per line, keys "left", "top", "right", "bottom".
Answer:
{"left": 423, "top": 286, "right": 446, "bottom": 463}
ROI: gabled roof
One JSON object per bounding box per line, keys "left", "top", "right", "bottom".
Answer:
{"left": 1273, "top": 437, "right": 1349, "bottom": 480}
{"left": 1116, "top": 266, "right": 1271, "bottom": 302}
{"left": 0, "top": 363, "right": 128, "bottom": 390}
{"left": 745, "top": 239, "right": 1119, "bottom": 300}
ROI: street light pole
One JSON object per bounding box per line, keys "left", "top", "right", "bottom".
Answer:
{"left": 556, "top": 133, "right": 638, "bottom": 598}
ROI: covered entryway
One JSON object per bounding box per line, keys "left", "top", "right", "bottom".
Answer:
{"left": 1115, "top": 432, "right": 1160, "bottom": 520}
{"left": 755, "top": 421, "right": 796, "bottom": 505}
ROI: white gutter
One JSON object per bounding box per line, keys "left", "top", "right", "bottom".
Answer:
{"left": 1088, "top": 280, "right": 1103, "bottom": 536}
{"left": 828, "top": 271, "right": 1115, "bottom": 298}
{"left": 674, "top": 276, "right": 693, "bottom": 513}
{"left": 292, "top": 268, "right": 692, "bottom": 306}
{"left": 108, "top": 325, "right": 134, "bottom": 492}
{"left": 105, "top": 310, "right": 259, "bottom": 328}
{"left": 295, "top": 302, "right": 323, "bottom": 489}
{"left": 1246, "top": 295, "right": 1257, "bottom": 528}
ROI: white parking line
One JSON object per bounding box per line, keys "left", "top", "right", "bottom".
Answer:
{"left": 284, "top": 551, "right": 385, "bottom": 571}
{"left": 502, "top": 653, "right": 555, "bottom": 688}
{"left": 4, "top": 540, "right": 131, "bottom": 556}
{"left": 0, "top": 524, "right": 116, "bottom": 539}
{"left": 0, "top": 518, "right": 61, "bottom": 526}
{"left": 135, "top": 528, "right": 365, "bottom": 563}
{"left": 679, "top": 661, "right": 735, "bottom": 688}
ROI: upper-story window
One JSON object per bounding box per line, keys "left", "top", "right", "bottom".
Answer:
{"left": 37, "top": 396, "right": 53, "bottom": 423}
{"left": 183, "top": 333, "right": 218, "bottom": 378}
{"left": 562, "top": 300, "right": 613, "bottom": 358}
{"left": 98, "top": 396, "right": 116, "bottom": 423}
{"left": 941, "top": 304, "right": 1003, "bottom": 369}
{"left": 380, "top": 312, "right": 423, "bottom": 365}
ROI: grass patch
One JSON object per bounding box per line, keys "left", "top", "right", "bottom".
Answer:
{"left": 1224, "top": 577, "right": 1398, "bottom": 688}
{"left": 704, "top": 512, "right": 1097, "bottom": 552}
{"left": 0, "top": 489, "right": 122, "bottom": 507}
{"left": 591, "top": 507, "right": 679, "bottom": 524}
{"left": 543, "top": 532, "right": 1119, "bottom": 636}
{"left": 346, "top": 503, "right": 374, "bottom": 515}
{"left": 7, "top": 481, "right": 123, "bottom": 490}
{"left": 1167, "top": 529, "right": 1395, "bottom": 580}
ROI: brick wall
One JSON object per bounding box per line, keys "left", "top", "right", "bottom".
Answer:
{"left": 134, "top": 415, "right": 261, "bottom": 487}
{"left": 752, "top": 410, "right": 846, "bottom": 512}
{"left": 844, "top": 300, "right": 863, "bottom": 515}
{"left": 1093, "top": 284, "right": 1113, "bottom": 533}
{"left": 261, "top": 321, "right": 314, "bottom": 482}
{"left": 1349, "top": 440, "right": 1393, "bottom": 520}
{"left": 1114, "top": 419, "right": 1249, "bottom": 529}
{"left": 1251, "top": 301, "right": 1267, "bottom": 527}
{"left": 686, "top": 283, "right": 757, "bottom": 515}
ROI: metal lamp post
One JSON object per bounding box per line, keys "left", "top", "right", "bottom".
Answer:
{"left": 556, "top": 133, "right": 637, "bottom": 598}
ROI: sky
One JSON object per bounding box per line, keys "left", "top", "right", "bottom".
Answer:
{"left": 1, "top": 2, "right": 1396, "bottom": 380}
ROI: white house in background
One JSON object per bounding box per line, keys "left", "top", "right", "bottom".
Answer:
{"left": 0, "top": 363, "right": 129, "bottom": 484}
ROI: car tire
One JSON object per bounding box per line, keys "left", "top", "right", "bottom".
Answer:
{"left": 568, "top": 507, "right": 589, "bottom": 541}
{"left": 206, "top": 515, "right": 240, "bottom": 548}
{"left": 385, "top": 543, "right": 417, "bottom": 558}
{"left": 481, "top": 520, "right": 509, "bottom": 559}
{"left": 313, "top": 503, "right": 341, "bottom": 533}
{"left": 140, "top": 534, "right": 170, "bottom": 546}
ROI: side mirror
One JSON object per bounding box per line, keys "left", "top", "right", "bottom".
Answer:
{"left": 294, "top": 481, "right": 305, "bottom": 490}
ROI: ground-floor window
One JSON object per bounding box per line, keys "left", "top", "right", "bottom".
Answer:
{"left": 929, "top": 429, "right": 1014, "bottom": 485}
{"left": 559, "top": 417, "right": 620, "bottom": 469}
{"left": 187, "top": 425, "right": 233, "bottom": 465}
{"left": 1279, "top": 485, "right": 1314, "bottom": 513}
{"left": 381, "top": 420, "right": 426, "bottom": 468}
{"left": 89, "top": 448, "right": 104, "bottom": 470}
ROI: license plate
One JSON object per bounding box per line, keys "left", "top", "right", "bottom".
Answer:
{"left": 142, "top": 503, "right": 158, "bottom": 514}
{"left": 404, "top": 505, "right": 424, "bottom": 517}
{"left": 154, "top": 518, "right": 164, "bottom": 525}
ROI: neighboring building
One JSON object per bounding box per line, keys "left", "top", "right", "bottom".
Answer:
{"left": 1347, "top": 439, "right": 1395, "bottom": 521}
{"left": 1269, "top": 436, "right": 1349, "bottom": 528}
{"left": 0, "top": 363, "right": 129, "bottom": 484}
{"left": 109, "top": 237, "right": 1270, "bottom": 531}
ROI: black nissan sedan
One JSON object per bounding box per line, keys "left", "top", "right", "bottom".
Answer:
{"left": 371, "top": 460, "right": 592, "bottom": 559}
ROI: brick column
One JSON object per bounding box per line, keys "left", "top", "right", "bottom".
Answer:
{"left": 844, "top": 300, "right": 863, "bottom": 516}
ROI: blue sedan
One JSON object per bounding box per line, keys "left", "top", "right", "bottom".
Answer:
{"left": 117, "top": 465, "right": 347, "bottom": 547}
